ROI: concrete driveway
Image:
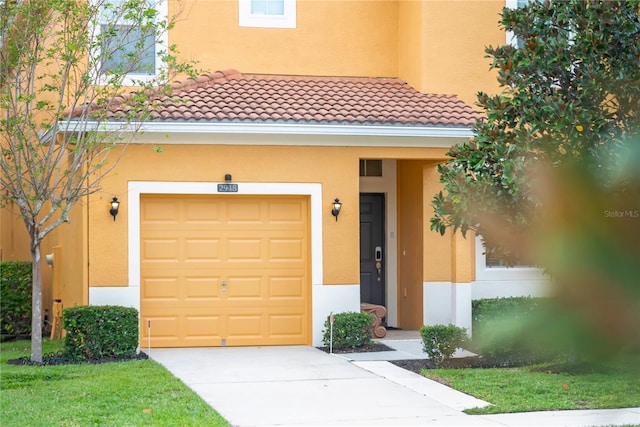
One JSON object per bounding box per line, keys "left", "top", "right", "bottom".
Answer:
{"left": 150, "top": 345, "right": 640, "bottom": 427}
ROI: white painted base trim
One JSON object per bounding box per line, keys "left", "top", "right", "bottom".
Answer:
{"left": 423, "top": 280, "right": 550, "bottom": 334}
{"left": 423, "top": 282, "right": 452, "bottom": 326}
{"left": 89, "top": 286, "right": 140, "bottom": 311}
{"left": 423, "top": 282, "right": 472, "bottom": 332}
{"left": 312, "top": 284, "right": 360, "bottom": 347}
{"left": 90, "top": 283, "right": 360, "bottom": 347}
{"left": 451, "top": 283, "right": 472, "bottom": 332}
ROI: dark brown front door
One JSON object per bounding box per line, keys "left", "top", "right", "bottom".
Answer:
{"left": 360, "top": 193, "right": 385, "bottom": 307}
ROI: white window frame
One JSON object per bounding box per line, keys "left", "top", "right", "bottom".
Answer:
{"left": 475, "top": 235, "right": 544, "bottom": 282}
{"left": 239, "top": 0, "right": 296, "bottom": 29}
{"left": 505, "top": 0, "right": 522, "bottom": 46}
{"left": 0, "top": 0, "right": 7, "bottom": 49}
{"left": 93, "top": 0, "right": 168, "bottom": 86}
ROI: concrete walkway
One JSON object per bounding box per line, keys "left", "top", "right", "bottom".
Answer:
{"left": 150, "top": 341, "right": 640, "bottom": 427}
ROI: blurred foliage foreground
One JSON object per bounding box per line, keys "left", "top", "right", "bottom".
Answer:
{"left": 480, "top": 139, "right": 640, "bottom": 363}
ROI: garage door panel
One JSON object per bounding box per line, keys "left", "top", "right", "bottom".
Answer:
{"left": 226, "top": 200, "right": 262, "bottom": 223}
{"left": 142, "top": 278, "right": 180, "bottom": 300}
{"left": 226, "top": 314, "right": 263, "bottom": 338}
{"left": 185, "top": 239, "right": 220, "bottom": 261}
{"left": 223, "top": 270, "right": 305, "bottom": 301}
{"left": 270, "top": 314, "right": 305, "bottom": 337}
{"left": 224, "top": 276, "right": 263, "bottom": 300}
{"left": 142, "top": 200, "right": 180, "bottom": 223}
{"left": 141, "top": 194, "right": 309, "bottom": 347}
{"left": 268, "top": 201, "right": 304, "bottom": 223}
{"left": 142, "top": 316, "right": 179, "bottom": 341}
{"left": 184, "top": 277, "right": 222, "bottom": 300}
{"left": 185, "top": 316, "right": 222, "bottom": 339}
{"left": 269, "top": 276, "right": 304, "bottom": 299}
{"left": 142, "top": 239, "right": 180, "bottom": 261}
{"left": 225, "top": 311, "right": 307, "bottom": 345}
{"left": 227, "top": 238, "right": 262, "bottom": 260}
{"left": 184, "top": 200, "right": 221, "bottom": 224}
{"left": 269, "top": 238, "right": 305, "bottom": 262}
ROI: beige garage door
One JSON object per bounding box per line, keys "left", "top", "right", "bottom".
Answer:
{"left": 140, "top": 194, "right": 310, "bottom": 347}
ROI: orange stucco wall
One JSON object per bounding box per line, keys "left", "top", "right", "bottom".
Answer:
{"left": 397, "top": 160, "right": 426, "bottom": 329}
{"left": 396, "top": 159, "right": 478, "bottom": 328}
{"left": 418, "top": 0, "right": 505, "bottom": 106}
{"left": 171, "top": 0, "right": 505, "bottom": 106}
{"left": 0, "top": 205, "right": 30, "bottom": 262}
{"left": 88, "top": 141, "right": 455, "bottom": 289}
{"left": 1, "top": 0, "right": 509, "bottom": 328}
{"left": 397, "top": 0, "right": 426, "bottom": 94}
{"left": 0, "top": 201, "right": 86, "bottom": 324}
{"left": 171, "top": 0, "right": 399, "bottom": 78}
{"left": 385, "top": 0, "right": 505, "bottom": 106}
{"left": 38, "top": 205, "right": 87, "bottom": 313}
{"left": 451, "top": 232, "right": 475, "bottom": 283}
{"left": 422, "top": 161, "right": 452, "bottom": 281}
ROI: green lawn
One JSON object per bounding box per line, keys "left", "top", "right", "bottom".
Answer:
{"left": 423, "top": 357, "right": 640, "bottom": 415}
{"left": 0, "top": 340, "right": 229, "bottom": 426}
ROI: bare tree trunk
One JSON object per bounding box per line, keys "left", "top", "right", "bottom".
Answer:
{"left": 30, "top": 241, "right": 43, "bottom": 363}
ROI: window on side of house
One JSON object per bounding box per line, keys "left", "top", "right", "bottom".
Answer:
{"left": 359, "top": 159, "right": 383, "bottom": 177}
{"left": 0, "top": 0, "right": 7, "bottom": 49}
{"left": 239, "top": 0, "right": 296, "bottom": 29}
{"left": 475, "top": 235, "right": 542, "bottom": 282}
{"left": 505, "top": 0, "right": 536, "bottom": 47}
{"left": 485, "top": 252, "right": 529, "bottom": 268}
{"left": 95, "top": 0, "right": 167, "bottom": 84}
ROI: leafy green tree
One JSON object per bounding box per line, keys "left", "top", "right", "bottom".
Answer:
{"left": 0, "top": 0, "right": 197, "bottom": 362}
{"left": 432, "top": 0, "right": 640, "bottom": 355}
{"left": 431, "top": 0, "right": 640, "bottom": 266}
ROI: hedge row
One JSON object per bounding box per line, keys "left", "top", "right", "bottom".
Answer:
{"left": 0, "top": 261, "right": 32, "bottom": 337}
{"left": 63, "top": 305, "right": 139, "bottom": 361}
{"left": 471, "top": 296, "right": 559, "bottom": 361}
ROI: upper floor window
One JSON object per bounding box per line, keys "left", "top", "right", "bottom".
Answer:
{"left": 239, "top": 0, "right": 296, "bottom": 29}
{"left": 359, "top": 159, "right": 383, "bottom": 177}
{"left": 95, "top": 0, "right": 167, "bottom": 85}
{"left": 505, "top": 0, "right": 530, "bottom": 46}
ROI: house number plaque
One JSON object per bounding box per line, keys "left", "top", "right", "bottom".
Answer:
{"left": 217, "top": 183, "right": 238, "bottom": 192}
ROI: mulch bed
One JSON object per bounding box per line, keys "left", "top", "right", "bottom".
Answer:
{"left": 392, "top": 355, "right": 556, "bottom": 374}
{"left": 316, "top": 342, "right": 395, "bottom": 354}
{"left": 10, "top": 343, "right": 547, "bottom": 372}
{"left": 316, "top": 342, "right": 547, "bottom": 371}
{"left": 7, "top": 351, "right": 149, "bottom": 366}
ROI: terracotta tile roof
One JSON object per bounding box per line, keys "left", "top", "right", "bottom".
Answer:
{"left": 106, "top": 69, "right": 478, "bottom": 127}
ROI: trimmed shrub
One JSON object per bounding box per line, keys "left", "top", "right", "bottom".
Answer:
{"left": 420, "top": 324, "right": 468, "bottom": 362}
{"left": 322, "top": 311, "right": 374, "bottom": 349}
{"left": 472, "top": 296, "right": 544, "bottom": 333}
{"left": 0, "top": 261, "right": 32, "bottom": 337}
{"left": 63, "top": 305, "right": 138, "bottom": 361}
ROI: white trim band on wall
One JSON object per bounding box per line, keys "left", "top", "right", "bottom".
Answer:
{"left": 62, "top": 120, "right": 474, "bottom": 139}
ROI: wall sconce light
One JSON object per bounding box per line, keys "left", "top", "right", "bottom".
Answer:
{"left": 225, "top": 174, "right": 232, "bottom": 183}
{"left": 331, "top": 198, "right": 342, "bottom": 221}
{"left": 109, "top": 196, "right": 120, "bottom": 221}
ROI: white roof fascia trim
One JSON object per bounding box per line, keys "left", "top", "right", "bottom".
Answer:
{"left": 61, "top": 120, "right": 475, "bottom": 138}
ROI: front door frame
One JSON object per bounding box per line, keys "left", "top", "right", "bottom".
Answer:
{"left": 358, "top": 159, "right": 398, "bottom": 327}
{"left": 360, "top": 192, "right": 386, "bottom": 308}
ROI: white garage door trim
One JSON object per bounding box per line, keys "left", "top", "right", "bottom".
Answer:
{"left": 128, "top": 181, "right": 323, "bottom": 290}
